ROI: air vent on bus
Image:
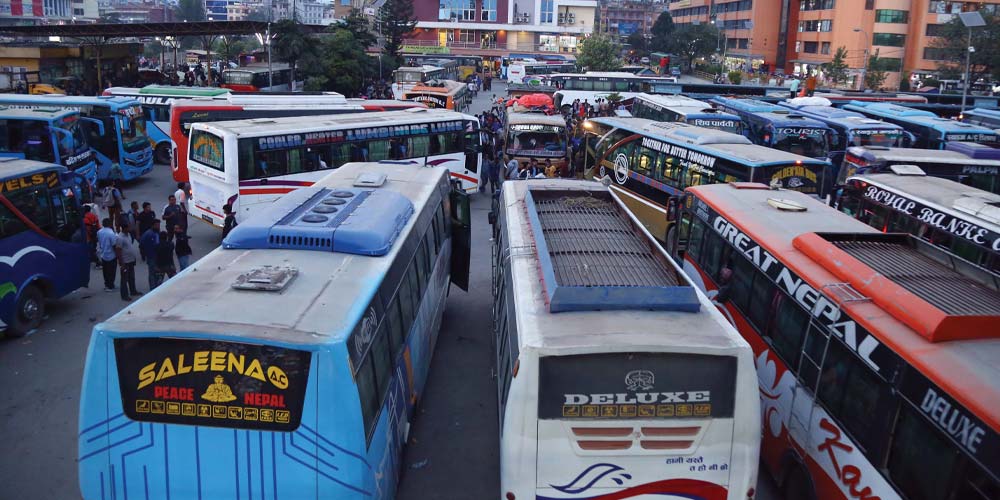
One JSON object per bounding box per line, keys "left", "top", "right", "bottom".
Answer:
{"left": 569, "top": 425, "right": 703, "bottom": 453}
{"left": 888, "top": 164, "right": 925, "bottom": 176}
{"left": 231, "top": 265, "right": 298, "bottom": 292}
{"left": 223, "top": 186, "right": 413, "bottom": 256}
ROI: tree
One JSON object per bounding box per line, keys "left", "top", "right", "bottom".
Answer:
{"left": 667, "top": 23, "right": 720, "bottom": 72}
{"left": 824, "top": 46, "right": 850, "bottom": 86}
{"left": 377, "top": 0, "right": 417, "bottom": 66}
{"left": 303, "top": 29, "right": 375, "bottom": 95}
{"left": 930, "top": 12, "right": 1000, "bottom": 86}
{"left": 864, "top": 50, "right": 889, "bottom": 91}
{"left": 271, "top": 20, "right": 315, "bottom": 91}
{"left": 650, "top": 11, "right": 674, "bottom": 53}
{"left": 626, "top": 32, "right": 648, "bottom": 56}
{"left": 343, "top": 8, "right": 378, "bottom": 49}
{"left": 576, "top": 33, "right": 622, "bottom": 72}
{"left": 175, "top": 0, "right": 206, "bottom": 22}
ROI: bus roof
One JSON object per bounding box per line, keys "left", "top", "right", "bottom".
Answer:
{"left": 194, "top": 108, "right": 471, "bottom": 138}
{"left": 0, "top": 157, "right": 67, "bottom": 178}
{"left": 0, "top": 94, "right": 139, "bottom": 108}
{"left": 500, "top": 179, "right": 749, "bottom": 354}
{"left": 687, "top": 182, "right": 1000, "bottom": 430}
{"left": 0, "top": 106, "right": 76, "bottom": 119}
{"left": 97, "top": 162, "right": 445, "bottom": 348}
{"left": 223, "top": 63, "right": 291, "bottom": 73}
{"left": 403, "top": 79, "right": 466, "bottom": 96}
{"left": 965, "top": 108, "right": 1000, "bottom": 120}
{"left": 712, "top": 97, "right": 830, "bottom": 128}
{"left": 506, "top": 111, "right": 566, "bottom": 127}
{"left": 634, "top": 92, "right": 712, "bottom": 110}
{"left": 130, "top": 85, "right": 231, "bottom": 97}
{"left": 847, "top": 101, "right": 1000, "bottom": 134}
{"left": 847, "top": 171, "right": 1000, "bottom": 231}
{"left": 589, "top": 116, "right": 828, "bottom": 167}
{"left": 847, "top": 146, "right": 1000, "bottom": 166}
{"left": 778, "top": 102, "right": 902, "bottom": 129}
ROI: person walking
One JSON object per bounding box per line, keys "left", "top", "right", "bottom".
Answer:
{"left": 155, "top": 230, "right": 177, "bottom": 282}
{"left": 83, "top": 205, "right": 100, "bottom": 268}
{"left": 115, "top": 220, "right": 140, "bottom": 301}
{"left": 222, "top": 204, "right": 238, "bottom": 238}
{"left": 106, "top": 180, "right": 125, "bottom": 227}
{"left": 174, "top": 225, "right": 193, "bottom": 271}
{"left": 140, "top": 219, "right": 162, "bottom": 290}
{"left": 96, "top": 218, "right": 118, "bottom": 291}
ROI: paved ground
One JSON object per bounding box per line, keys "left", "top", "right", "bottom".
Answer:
{"left": 0, "top": 82, "right": 780, "bottom": 499}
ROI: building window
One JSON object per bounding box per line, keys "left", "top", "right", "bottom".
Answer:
{"left": 458, "top": 29, "right": 477, "bottom": 43}
{"left": 799, "top": 0, "right": 834, "bottom": 10}
{"left": 799, "top": 20, "right": 833, "bottom": 32}
{"left": 803, "top": 41, "right": 819, "bottom": 53}
{"left": 541, "top": 0, "right": 554, "bottom": 23}
{"left": 821, "top": 42, "right": 831, "bottom": 54}
{"left": 929, "top": 1, "right": 963, "bottom": 14}
{"left": 872, "top": 57, "right": 901, "bottom": 71}
{"left": 865, "top": 0, "right": 873, "bottom": 9}
{"left": 872, "top": 32, "right": 905, "bottom": 46}
{"left": 481, "top": 0, "right": 496, "bottom": 21}
{"left": 875, "top": 9, "right": 908, "bottom": 23}
{"left": 923, "top": 47, "right": 949, "bottom": 60}
{"left": 73, "top": 7, "right": 83, "bottom": 14}
{"left": 439, "top": 0, "right": 463, "bottom": 20}
{"left": 925, "top": 23, "right": 947, "bottom": 36}
{"left": 462, "top": 0, "right": 475, "bottom": 20}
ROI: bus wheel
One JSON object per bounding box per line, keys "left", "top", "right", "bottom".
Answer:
{"left": 9, "top": 285, "right": 44, "bottom": 337}
{"left": 155, "top": 143, "right": 171, "bottom": 165}
{"left": 782, "top": 465, "right": 815, "bottom": 500}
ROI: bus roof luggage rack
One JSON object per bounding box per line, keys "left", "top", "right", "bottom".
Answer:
{"left": 793, "top": 232, "right": 1000, "bottom": 342}
{"left": 524, "top": 188, "right": 700, "bottom": 313}
{"left": 223, "top": 185, "right": 414, "bottom": 256}
{"left": 945, "top": 141, "right": 1000, "bottom": 160}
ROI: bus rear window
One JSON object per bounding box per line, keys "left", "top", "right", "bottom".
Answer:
{"left": 190, "top": 129, "right": 225, "bottom": 171}
{"left": 114, "top": 337, "right": 312, "bottom": 432}
{"left": 538, "top": 353, "right": 736, "bottom": 420}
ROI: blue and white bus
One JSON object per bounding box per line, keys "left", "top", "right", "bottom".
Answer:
{"left": 0, "top": 106, "right": 98, "bottom": 189}
{"left": 0, "top": 94, "right": 154, "bottom": 182}
{"left": 844, "top": 101, "right": 1000, "bottom": 150}
{"left": 78, "top": 162, "right": 471, "bottom": 499}
{"left": 629, "top": 93, "right": 743, "bottom": 135}
{"left": 962, "top": 108, "right": 1000, "bottom": 132}
{"left": 709, "top": 97, "right": 832, "bottom": 159}
{"left": 839, "top": 145, "right": 1000, "bottom": 194}
{"left": 0, "top": 159, "right": 89, "bottom": 337}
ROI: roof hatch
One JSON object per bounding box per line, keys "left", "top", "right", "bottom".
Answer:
{"left": 794, "top": 232, "right": 1000, "bottom": 342}
{"left": 524, "top": 189, "right": 699, "bottom": 313}
{"left": 223, "top": 185, "right": 413, "bottom": 256}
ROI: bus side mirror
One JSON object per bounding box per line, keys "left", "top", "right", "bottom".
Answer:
{"left": 666, "top": 197, "right": 679, "bottom": 222}
{"left": 81, "top": 117, "right": 105, "bottom": 135}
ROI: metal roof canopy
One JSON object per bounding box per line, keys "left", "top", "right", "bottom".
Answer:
{"left": 0, "top": 21, "right": 327, "bottom": 39}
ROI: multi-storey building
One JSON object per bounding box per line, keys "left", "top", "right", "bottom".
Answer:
{"left": 599, "top": 0, "right": 667, "bottom": 36}
{"left": 404, "top": 0, "right": 598, "bottom": 55}
{"left": 0, "top": 0, "right": 100, "bottom": 24}
{"left": 670, "top": 0, "right": 999, "bottom": 90}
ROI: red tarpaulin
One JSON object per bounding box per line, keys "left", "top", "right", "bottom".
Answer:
{"left": 32, "top": 0, "right": 42, "bottom": 16}
{"left": 11, "top": 0, "right": 22, "bottom": 16}
{"left": 516, "top": 93, "right": 554, "bottom": 108}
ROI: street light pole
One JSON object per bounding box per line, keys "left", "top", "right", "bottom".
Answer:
{"left": 957, "top": 11, "right": 985, "bottom": 113}
{"left": 853, "top": 27, "right": 868, "bottom": 92}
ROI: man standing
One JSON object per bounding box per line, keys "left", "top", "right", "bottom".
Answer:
{"left": 96, "top": 218, "right": 118, "bottom": 291}
{"left": 505, "top": 158, "right": 519, "bottom": 182}
{"left": 789, "top": 77, "right": 800, "bottom": 99}
{"left": 140, "top": 219, "right": 162, "bottom": 290}
{"left": 174, "top": 182, "right": 190, "bottom": 214}
{"left": 115, "top": 220, "right": 140, "bottom": 301}
{"left": 137, "top": 202, "right": 155, "bottom": 236}
{"left": 174, "top": 225, "right": 193, "bottom": 271}
{"left": 162, "top": 194, "right": 183, "bottom": 239}
{"left": 83, "top": 205, "right": 100, "bottom": 268}
{"left": 222, "top": 204, "right": 238, "bottom": 238}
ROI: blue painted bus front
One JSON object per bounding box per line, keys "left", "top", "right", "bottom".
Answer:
{"left": 0, "top": 109, "right": 99, "bottom": 190}
{"left": 0, "top": 95, "right": 154, "bottom": 182}
{"left": 709, "top": 97, "right": 832, "bottom": 159}
{"left": 0, "top": 164, "right": 89, "bottom": 333}
{"left": 845, "top": 101, "right": 1000, "bottom": 150}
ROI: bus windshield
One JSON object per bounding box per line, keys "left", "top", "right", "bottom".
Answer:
{"left": 507, "top": 124, "right": 565, "bottom": 155}
{"left": 395, "top": 71, "right": 423, "bottom": 83}
{"left": 118, "top": 107, "right": 149, "bottom": 152}
{"left": 773, "top": 128, "right": 828, "bottom": 158}
{"left": 849, "top": 129, "right": 906, "bottom": 148}
{"left": 54, "top": 115, "right": 89, "bottom": 159}
{"left": 224, "top": 71, "right": 253, "bottom": 85}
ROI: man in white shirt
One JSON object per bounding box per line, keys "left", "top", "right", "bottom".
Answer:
{"left": 114, "top": 220, "right": 141, "bottom": 301}
{"left": 174, "top": 182, "right": 189, "bottom": 214}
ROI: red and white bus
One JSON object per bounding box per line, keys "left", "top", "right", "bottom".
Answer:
{"left": 674, "top": 182, "right": 1000, "bottom": 500}
{"left": 169, "top": 98, "right": 425, "bottom": 181}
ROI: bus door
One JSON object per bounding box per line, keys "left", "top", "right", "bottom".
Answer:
{"left": 535, "top": 352, "right": 739, "bottom": 498}
{"left": 463, "top": 122, "right": 482, "bottom": 184}
{"left": 449, "top": 183, "right": 470, "bottom": 291}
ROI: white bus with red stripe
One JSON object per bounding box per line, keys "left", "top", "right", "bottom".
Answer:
{"left": 186, "top": 108, "right": 482, "bottom": 228}
{"left": 489, "top": 179, "right": 760, "bottom": 500}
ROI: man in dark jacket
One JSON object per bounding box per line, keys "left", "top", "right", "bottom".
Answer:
{"left": 139, "top": 219, "right": 161, "bottom": 290}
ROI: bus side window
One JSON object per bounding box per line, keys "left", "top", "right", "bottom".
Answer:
{"left": 367, "top": 140, "right": 391, "bottom": 162}
{"left": 685, "top": 216, "right": 706, "bottom": 261}
{"left": 887, "top": 405, "right": 964, "bottom": 500}
{"left": 700, "top": 229, "right": 726, "bottom": 279}
{"left": 0, "top": 204, "right": 27, "bottom": 237}
{"left": 765, "top": 293, "right": 809, "bottom": 370}
{"left": 355, "top": 356, "right": 379, "bottom": 435}
{"left": 409, "top": 136, "right": 430, "bottom": 158}
{"left": 817, "top": 339, "right": 893, "bottom": 455}
{"left": 662, "top": 157, "right": 681, "bottom": 184}
{"left": 746, "top": 271, "right": 777, "bottom": 333}
{"left": 635, "top": 146, "right": 656, "bottom": 177}
{"left": 0, "top": 120, "right": 9, "bottom": 152}
{"left": 9, "top": 187, "right": 53, "bottom": 234}
{"left": 330, "top": 144, "right": 350, "bottom": 167}
{"left": 371, "top": 321, "right": 393, "bottom": 397}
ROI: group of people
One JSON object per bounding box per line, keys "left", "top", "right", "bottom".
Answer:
{"left": 81, "top": 182, "right": 195, "bottom": 302}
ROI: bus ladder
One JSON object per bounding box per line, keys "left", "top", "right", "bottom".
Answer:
{"left": 786, "top": 282, "right": 870, "bottom": 450}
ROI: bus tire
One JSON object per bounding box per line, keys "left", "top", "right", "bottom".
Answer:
{"left": 8, "top": 285, "right": 44, "bottom": 338}
{"left": 155, "top": 143, "right": 171, "bottom": 165}
{"left": 781, "top": 464, "right": 815, "bottom": 500}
